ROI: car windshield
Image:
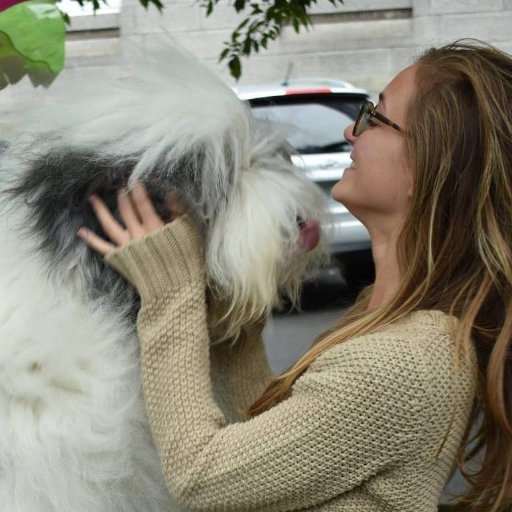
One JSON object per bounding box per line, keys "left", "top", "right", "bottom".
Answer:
{"left": 250, "top": 95, "right": 365, "bottom": 154}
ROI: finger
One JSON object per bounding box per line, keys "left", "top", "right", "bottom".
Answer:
{"left": 89, "top": 195, "right": 130, "bottom": 245}
{"left": 117, "top": 189, "right": 145, "bottom": 239}
{"left": 167, "top": 190, "right": 187, "bottom": 221}
{"left": 77, "top": 227, "right": 117, "bottom": 256}
{"left": 131, "top": 182, "right": 165, "bottom": 231}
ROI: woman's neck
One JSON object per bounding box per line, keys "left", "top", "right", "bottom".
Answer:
{"left": 365, "top": 223, "right": 403, "bottom": 312}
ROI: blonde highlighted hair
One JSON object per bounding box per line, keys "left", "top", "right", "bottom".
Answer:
{"left": 248, "top": 40, "right": 512, "bottom": 511}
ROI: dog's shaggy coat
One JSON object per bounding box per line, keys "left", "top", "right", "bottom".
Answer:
{"left": 0, "top": 48, "right": 327, "bottom": 511}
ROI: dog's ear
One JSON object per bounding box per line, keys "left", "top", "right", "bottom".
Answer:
{"left": 1, "top": 148, "right": 177, "bottom": 316}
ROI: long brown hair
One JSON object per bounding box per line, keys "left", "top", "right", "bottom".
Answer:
{"left": 248, "top": 40, "right": 512, "bottom": 511}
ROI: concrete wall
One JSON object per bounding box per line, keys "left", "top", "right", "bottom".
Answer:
{"left": 1, "top": 0, "right": 512, "bottom": 134}
{"left": 120, "top": 0, "right": 512, "bottom": 91}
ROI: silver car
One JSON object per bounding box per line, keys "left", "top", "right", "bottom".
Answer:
{"left": 234, "top": 78, "right": 374, "bottom": 290}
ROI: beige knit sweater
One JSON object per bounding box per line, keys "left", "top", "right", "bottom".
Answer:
{"left": 105, "top": 216, "right": 477, "bottom": 512}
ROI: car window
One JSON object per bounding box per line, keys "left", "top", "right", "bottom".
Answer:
{"left": 250, "top": 95, "right": 365, "bottom": 154}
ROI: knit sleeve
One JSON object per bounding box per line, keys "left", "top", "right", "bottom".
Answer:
{"left": 105, "top": 215, "right": 273, "bottom": 423}
{"left": 105, "top": 218, "right": 428, "bottom": 511}
{"left": 209, "top": 324, "right": 274, "bottom": 423}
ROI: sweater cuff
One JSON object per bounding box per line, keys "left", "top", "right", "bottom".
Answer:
{"left": 105, "top": 215, "right": 204, "bottom": 302}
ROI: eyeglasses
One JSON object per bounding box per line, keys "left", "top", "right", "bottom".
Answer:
{"left": 353, "top": 100, "right": 402, "bottom": 137}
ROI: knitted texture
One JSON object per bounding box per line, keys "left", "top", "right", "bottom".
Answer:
{"left": 106, "top": 215, "right": 204, "bottom": 301}
{"left": 105, "top": 217, "right": 477, "bottom": 512}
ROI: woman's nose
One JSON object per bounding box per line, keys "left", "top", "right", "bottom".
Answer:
{"left": 344, "top": 123, "right": 356, "bottom": 145}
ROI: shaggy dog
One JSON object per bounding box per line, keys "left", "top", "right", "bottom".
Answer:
{"left": 0, "top": 48, "right": 327, "bottom": 511}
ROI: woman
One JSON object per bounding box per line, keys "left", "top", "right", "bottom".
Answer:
{"left": 78, "top": 41, "right": 512, "bottom": 511}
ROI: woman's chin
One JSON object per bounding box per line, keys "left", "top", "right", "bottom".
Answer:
{"left": 330, "top": 179, "right": 367, "bottom": 224}
{"left": 331, "top": 171, "right": 353, "bottom": 203}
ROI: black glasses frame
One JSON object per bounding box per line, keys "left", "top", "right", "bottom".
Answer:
{"left": 353, "top": 100, "right": 402, "bottom": 137}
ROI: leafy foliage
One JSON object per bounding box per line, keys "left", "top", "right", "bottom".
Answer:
{"left": 62, "top": 0, "right": 343, "bottom": 79}
{"left": 202, "top": 0, "right": 344, "bottom": 79}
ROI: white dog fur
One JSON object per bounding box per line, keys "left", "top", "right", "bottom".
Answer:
{"left": 0, "top": 47, "right": 327, "bottom": 511}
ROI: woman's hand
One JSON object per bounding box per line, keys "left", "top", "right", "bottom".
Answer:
{"left": 77, "top": 182, "right": 185, "bottom": 257}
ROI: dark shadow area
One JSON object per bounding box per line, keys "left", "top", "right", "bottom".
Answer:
{"left": 278, "top": 258, "right": 373, "bottom": 315}
{"left": 276, "top": 266, "right": 352, "bottom": 315}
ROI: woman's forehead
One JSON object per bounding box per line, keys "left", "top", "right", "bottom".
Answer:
{"left": 381, "top": 64, "right": 418, "bottom": 124}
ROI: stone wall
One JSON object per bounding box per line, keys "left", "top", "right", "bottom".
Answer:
{"left": 120, "top": 0, "right": 512, "bottom": 93}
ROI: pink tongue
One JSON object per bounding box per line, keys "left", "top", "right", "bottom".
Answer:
{"left": 298, "top": 219, "right": 320, "bottom": 251}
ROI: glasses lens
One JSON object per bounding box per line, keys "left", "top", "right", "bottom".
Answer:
{"left": 353, "top": 101, "right": 373, "bottom": 137}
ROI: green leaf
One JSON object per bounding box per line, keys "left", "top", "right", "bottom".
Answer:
{"left": 151, "top": 0, "right": 164, "bottom": 13}
{"left": 59, "top": 10, "right": 71, "bottom": 25}
{"left": 219, "top": 47, "right": 230, "bottom": 61}
{"left": 0, "top": 0, "right": 65, "bottom": 74}
{"left": 233, "top": 0, "right": 246, "bottom": 12}
{"left": 236, "top": 17, "right": 250, "bottom": 30}
{"left": 0, "top": 0, "right": 66, "bottom": 89}
{"left": 228, "top": 56, "right": 241, "bottom": 80}
{"left": 250, "top": 3, "right": 262, "bottom": 14}
{"left": 242, "top": 37, "right": 252, "bottom": 55}
{"left": 268, "top": 27, "right": 280, "bottom": 40}
{"left": 265, "top": 5, "right": 275, "bottom": 22}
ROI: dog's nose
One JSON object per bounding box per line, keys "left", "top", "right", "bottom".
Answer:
{"left": 298, "top": 219, "right": 320, "bottom": 251}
